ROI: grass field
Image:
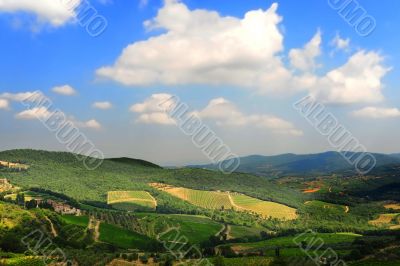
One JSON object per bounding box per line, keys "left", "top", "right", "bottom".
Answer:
{"left": 98, "top": 222, "right": 153, "bottom": 249}
{"left": 227, "top": 232, "right": 361, "bottom": 252}
{"left": 304, "top": 200, "right": 348, "bottom": 213}
{"left": 61, "top": 215, "right": 89, "bottom": 227}
{"left": 136, "top": 213, "right": 223, "bottom": 244}
{"left": 4, "top": 191, "right": 58, "bottom": 202}
{"left": 1, "top": 256, "right": 45, "bottom": 266}
{"left": 221, "top": 257, "right": 275, "bottom": 266}
{"left": 229, "top": 225, "right": 266, "bottom": 239}
{"left": 107, "top": 191, "right": 157, "bottom": 212}
{"left": 151, "top": 183, "right": 297, "bottom": 220}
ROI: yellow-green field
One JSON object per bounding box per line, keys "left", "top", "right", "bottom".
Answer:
{"left": 107, "top": 191, "right": 157, "bottom": 211}
{"left": 304, "top": 200, "right": 349, "bottom": 213}
{"left": 369, "top": 213, "right": 400, "bottom": 229}
{"left": 150, "top": 183, "right": 297, "bottom": 220}
{"left": 231, "top": 193, "right": 297, "bottom": 220}
{"left": 385, "top": 203, "right": 400, "bottom": 210}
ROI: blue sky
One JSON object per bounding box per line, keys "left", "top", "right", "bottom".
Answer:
{"left": 0, "top": 0, "right": 399, "bottom": 165}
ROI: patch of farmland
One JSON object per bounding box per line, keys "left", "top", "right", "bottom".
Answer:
{"left": 304, "top": 200, "right": 348, "bottom": 213}
{"left": 150, "top": 183, "right": 297, "bottom": 220}
{"left": 369, "top": 213, "right": 400, "bottom": 229}
{"left": 385, "top": 203, "right": 400, "bottom": 210}
{"left": 107, "top": 191, "right": 157, "bottom": 212}
{"left": 230, "top": 193, "right": 297, "bottom": 220}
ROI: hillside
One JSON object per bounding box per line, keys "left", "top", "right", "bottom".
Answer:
{"left": 0, "top": 149, "right": 303, "bottom": 208}
{"left": 191, "top": 151, "right": 400, "bottom": 177}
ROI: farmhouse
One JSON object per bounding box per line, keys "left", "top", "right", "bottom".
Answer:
{"left": 46, "top": 200, "right": 82, "bottom": 216}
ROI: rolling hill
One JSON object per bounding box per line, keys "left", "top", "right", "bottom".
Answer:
{"left": 190, "top": 151, "right": 400, "bottom": 177}
{"left": 0, "top": 149, "right": 303, "bottom": 209}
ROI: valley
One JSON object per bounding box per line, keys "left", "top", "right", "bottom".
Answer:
{"left": 0, "top": 149, "right": 399, "bottom": 265}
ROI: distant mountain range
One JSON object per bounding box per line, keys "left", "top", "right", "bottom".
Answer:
{"left": 188, "top": 151, "right": 400, "bottom": 177}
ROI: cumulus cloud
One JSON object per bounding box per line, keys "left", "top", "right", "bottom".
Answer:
{"left": 352, "top": 107, "right": 400, "bottom": 119}
{"left": 92, "top": 101, "right": 112, "bottom": 110}
{"left": 331, "top": 33, "right": 350, "bottom": 51}
{"left": 0, "top": 0, "right": 81, "bottom": 27}
{"left": 97, "top": 1, "right": 300, "bottom": 93}
{"left": 52, "top": 85, "right": 77, "bottom": 96}
{"left": 0, "top": 91, "right": 42, "bottom": 102}
{"left": 289, "top": 30, "right": 321, "bottom": 72}
{"left": 131, "top": 94, "right": 302, "bottom": 136}
{"left": 0, "top": 99, "right": 10, "bottom": 110}
{"left": 15, "top": 107, "right": 51, "bottom": 120}
{"left": 74, "top": 119, "right": 102, "bottom": 129}
{"left": 195, "top": 98, "right": 303, "bottom": 136}
{"left": 310, "top": 51, "right": 390, "bottom": 104}
{"left": 96, "top": 1, "right": 390, "bottom": 106}
{"left": 130, "top": 94, "right": 177, "bottom": 125}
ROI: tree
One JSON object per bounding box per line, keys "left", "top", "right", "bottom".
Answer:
{"left": 16, "top": 193, "right": 25, "bottom": 206}
{"left": 26, "top": 199, "right": 37, "bottom": 209}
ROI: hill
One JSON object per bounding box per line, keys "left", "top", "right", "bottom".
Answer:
{"left": 107, "top": 157, "right": 161, "bottom": 169}
{"left": 190, "top": 151, "right": 400, "bottom": 177}
{"left": 0, "top": 149, "right": 303, "bottom": 209}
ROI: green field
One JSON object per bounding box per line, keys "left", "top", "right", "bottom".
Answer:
{"left": 228, "top": 232, "right": 361, "bottom": 252}
{"left": 61, "top": 215, "right": 89, "bottom": 227}
{"left": 1, "top": 256, "right": 46, "bottom": 266}
{"left": 107, "top": 191, "right": 157, "bottom": 212}
{"left": 229, "top": 225, "right": 266, "bottom": 239}
{"left": 220, "top": 257, "right": 275, "bottom": 266}
{"left": 98, "top": 222, "right": 154, "bottom": 249}
{"left": 304, "top": 200, "right": 348, "bottom": 213}
{"left": 136, "top": 213, "right": 223, "bottom": 244}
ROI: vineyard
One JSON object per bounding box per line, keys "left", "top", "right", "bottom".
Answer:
{"left": 230, "top": 193, "right": 297, "bottom": 220}
{"left": 107, "top": 191, "right": 157, "bottom": 212}
{"left": 150, "top": 183, "right": 297, "bottom": 220}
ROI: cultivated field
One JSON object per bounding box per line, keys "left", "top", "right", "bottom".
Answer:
{"left": 304, "top": 200, "right": 349, "bottom": 213}
{"left": 369, "top": 213, "right": 400, "bottom": 229}
{"left": 150, "top": 183, "right": 297, "bottom": 220}
{"left": 384, "top": 203, "right": 400, "bottom": 210}
{"left": 0, "top": 160, "right": 29, "bottom": 170}
{"left": 107, "top": 191, "right": 157, "bottom": 211}
{"left": 231, "top": 193, "right": 297, "bottom": 220}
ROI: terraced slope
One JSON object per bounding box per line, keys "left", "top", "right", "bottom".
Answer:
{"left": 150, "top": 183, "right": 297, "bottom": 220}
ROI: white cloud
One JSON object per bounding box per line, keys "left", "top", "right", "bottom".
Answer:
{"left": 0, "top": 99, "right": 9, "bottom": 110}
{"left": 15, "top": 107, "right": 51, "bottom": 120}
{"left": 130, "top": 93, "right": 177, "bottom": 125}
{"left": 196, "top": 98, "right": 303, "bottom": 136}
{"left": 311, "top": 51, "right": 390, "bottom": 104}
{"left": 75, "top": 119, "right": 102, "bottom": 129}
{"left": 289, "top": 30, "right": 321, "bottom": 72}
{"left": 92, "top": 101, "right": 112, "bottom": 110}
{"left": 331, "top": 33, "right": 350, "bottom": 51}
{"left": 0, "top": 0, "right": 81, "bottom": 27}
{"left": 52, "top": 85, "right": 77, "bottom": 96}
{"left": 0, "top": 91, "right": 42, "bottom": 102}
{"left": 96, "top": 1, "right": 390, "bottom": 105}
{"left": 352, "top": 107, "right": 400, "bottom": 119}
{"left": 97, "top": 1, "right": 296, "bottom": 93}
{"left": 131, "top": 94, "right": 302, "bottom": 135}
